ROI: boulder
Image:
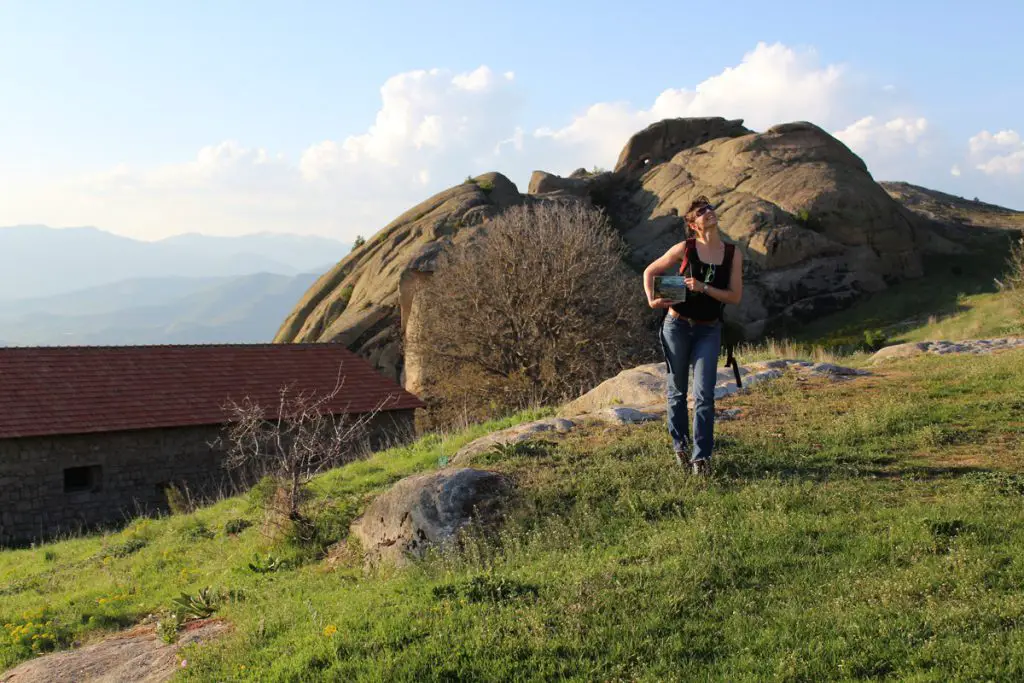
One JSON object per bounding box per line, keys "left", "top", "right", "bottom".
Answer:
{"left": 614, "top": 117, "right": 750, "bottom": 174}
{"left": 527, "top": 169, "right": 616, "bottom": 198}
{"left": 867, "top": 342, "right": 930, "bottom": 364}
{"left": 349, "top": 468, "right": 512, "bottom": 567}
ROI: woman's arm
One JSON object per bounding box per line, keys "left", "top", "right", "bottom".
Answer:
{"left": 687, "top": 246, "right": 743, "bottom": 305}
{"left": 643, "top": 242, "right": 687, "bottom": 308}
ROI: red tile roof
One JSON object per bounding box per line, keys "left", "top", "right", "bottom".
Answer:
{"left": 0, "top": 343, "right": 424, "bottom": 439}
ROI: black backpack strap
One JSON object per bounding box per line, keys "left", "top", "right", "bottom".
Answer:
{"left": 719, "top": 243, "right": 742, "bottom": 388}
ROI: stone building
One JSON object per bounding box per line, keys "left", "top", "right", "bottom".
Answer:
{"left": 0, "top": 343, "right": 424, "bottom": 546}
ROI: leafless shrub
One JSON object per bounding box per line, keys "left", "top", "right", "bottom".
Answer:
{"left": 214, "top": 369, "right": 392, "bottom": 544}
{"left": 409, "top": 200, "right": 655, "bottom": 428}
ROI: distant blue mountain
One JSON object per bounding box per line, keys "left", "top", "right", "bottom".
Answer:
{"left": 0, "top": 224, "right": 347, "bottom": 300}
{"left": 0, "top": 271, "right": 323, "bottom": 346}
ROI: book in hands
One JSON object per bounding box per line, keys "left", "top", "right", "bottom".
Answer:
{"left": 654, "top": 275, "right": 688, "bottom": 303}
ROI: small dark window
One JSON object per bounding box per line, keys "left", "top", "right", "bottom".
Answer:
{"left": 64, "top": 465, "right": 102, "bottom": 493}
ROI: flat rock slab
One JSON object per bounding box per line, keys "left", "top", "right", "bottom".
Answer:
{"left": 869, "top": 337, "right": 1024, "bottom": 364}
{"left": 0, "top": 619, "right": 229, "bottom": 683}
{"left": 598, "top": 406, "right": 663, "bottom": 425}
{"left": 449, "top": 358, "right": 865, "bottom": 466}
{"left": 350, "top": 468, "right": 511, "bottom": 568}
{"left": 451, "top": 417, "right": 576, "bottom": 465}
{"left": 557, "top": 359, "right": 865, "bottom": 417}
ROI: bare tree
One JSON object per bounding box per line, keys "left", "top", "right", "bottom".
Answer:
{"left": 215, "top": 367, "right": 393, "bottom": 538}
{"left": 408, "top": 200, "right": 655, "bottom": 426}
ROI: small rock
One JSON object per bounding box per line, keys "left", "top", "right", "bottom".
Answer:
{"left": 868, "top": 342, "right": 929, "bottom": 364}
{"left": 598, "top": 406, "right": 662, "bottom": 425}
{"left": 808, "top": 363, "right": 870, "bottom": 377}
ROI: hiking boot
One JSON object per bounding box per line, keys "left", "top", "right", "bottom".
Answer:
{"left": 691, "top": 458, "right": 711, "bottom": 477}
{"left": 674, "top": 442, "right": 690, "bottom": 467}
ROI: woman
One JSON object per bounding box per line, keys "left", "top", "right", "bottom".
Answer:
{"left": 642, "top": 195, "right": 743, "bottom": 476}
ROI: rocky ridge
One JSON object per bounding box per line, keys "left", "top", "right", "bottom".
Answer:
{"left": 275, "top": 116, "right": 1012, "bottom": 387}
{"left": 868, "top": 337, "right": 1024, "bottom": 364}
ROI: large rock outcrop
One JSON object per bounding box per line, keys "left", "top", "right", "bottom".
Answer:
{"left": 591, "top": 118, "right": 925, "bottom": 336}
{"left": 273, "top": 173, "right": 522, "bottom": 382}
{"left": 276, "top": 116, "right": 1002, "bottom": 388}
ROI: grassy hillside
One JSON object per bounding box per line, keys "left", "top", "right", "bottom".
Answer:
{"left": 790, "top": 252, "right": 1024, "bottom": 351}
{"left": 3, "top": 341, "right": 1024, "bottom": 679}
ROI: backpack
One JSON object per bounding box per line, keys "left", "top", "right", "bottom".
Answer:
{"left": 661, "top": 238, "right": 744, "bottom": 388}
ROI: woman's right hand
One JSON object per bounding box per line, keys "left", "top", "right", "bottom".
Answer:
{"left": 648, "top": 297, "right": 672, "bottom": 309}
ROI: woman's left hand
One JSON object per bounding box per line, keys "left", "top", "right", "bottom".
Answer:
{"left": 683, "top": 276, "right": 706, "bottom": 293}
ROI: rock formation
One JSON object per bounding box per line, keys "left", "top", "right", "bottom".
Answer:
{"left": 349, "top": 467, "right": 512, "bottom": 567}
{"left": 275, "top": 116, "right": 1003, "bottom": 391}
{"left": 273, "top": 173, "right": 523, "bottom": 383}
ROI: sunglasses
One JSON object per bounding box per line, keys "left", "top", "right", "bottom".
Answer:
{"left": 694, "top": 204, "right": 714, "bottom": 218}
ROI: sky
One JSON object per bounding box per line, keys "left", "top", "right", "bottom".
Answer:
{"left": 0, "top": 0, "right": 1021, "bottom": 242}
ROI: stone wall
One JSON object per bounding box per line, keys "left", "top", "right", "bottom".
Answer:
{"left": 0, "top": 409, "right": 416, "bottom": 546}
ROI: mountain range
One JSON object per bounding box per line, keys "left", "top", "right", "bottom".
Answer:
{"left": 0, "top": 225, "right": 350, "bottom": 345}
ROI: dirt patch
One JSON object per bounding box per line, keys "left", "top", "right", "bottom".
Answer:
{"left": 1, "top": 618, "right": 230, "bottom": 683}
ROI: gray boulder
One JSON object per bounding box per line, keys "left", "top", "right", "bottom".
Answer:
{"left": 350, "top": 468, "right": 511, "bottom": 567}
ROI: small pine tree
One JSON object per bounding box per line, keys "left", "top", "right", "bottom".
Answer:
{"left": 352, "top": 235, "right": 366, "bottom": 251}
{"left": 1007, "top": 236, "right": 1024, "bottom": 316}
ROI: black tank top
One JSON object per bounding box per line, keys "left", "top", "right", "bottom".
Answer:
{"left": 669, "top": 238, "right": 734, "bottom": 321}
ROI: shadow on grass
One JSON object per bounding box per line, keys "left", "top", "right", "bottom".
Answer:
{"left": 714, "top": 459, "right": 1000, "bottom": 486}
{"left": 780, "top": 247, "right": 1016, "bottom": 348}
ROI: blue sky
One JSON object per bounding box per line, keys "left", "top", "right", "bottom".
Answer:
{"left": 0, "top": 0, "right": 1021, "bottom": 240}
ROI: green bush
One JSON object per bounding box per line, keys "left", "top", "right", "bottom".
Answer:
{"left": 105, "top": 538, "right": 147, "bottom": 558}
{"left": 223, "top": 518, "right": 252, "bottom": 536}
{"left": 794, "top": 209, "right": 823, "bottom": 232}
{"left": 1006, "top": 236, "right": 1024, "bottom": 314}
{"left": 164, "top": 483, "right": 194, "bottom": 515}
{"left": 2, "top": 608, "right": 72, "bottom": 657}
{"left": 177, "top": 519, "right": 214, "bottom": 542}
{"left": 248, "top": 553, "right": 287, "bottom": 574}
{"left": 246, "top": 475, "right": 279, "bottom": 514}
{"left": 861, "top": 328, "right": 888, "bottom": 352}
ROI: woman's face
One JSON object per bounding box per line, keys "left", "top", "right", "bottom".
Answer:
{"left": 690, "top": 203, "right": 718, "bottom": 234}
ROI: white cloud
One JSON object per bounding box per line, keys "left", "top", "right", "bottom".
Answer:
{"left": 2, "top": 44, "right": 1020, "bottom": 242}
{"left": 834, "top": 116, "right": 930, "bottom": 152}
{"left": 532, "top": 42, "right": 851, "bottom": 169}
{"left": 968, "top": 129, "right": 1024, "bottom": 175}
{"left": 832, "top": 116, "right": 943, "bottom": 180}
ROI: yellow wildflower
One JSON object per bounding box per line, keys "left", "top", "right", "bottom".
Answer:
{"left": 322, "top": 624, "right": 337, "bottom": 637}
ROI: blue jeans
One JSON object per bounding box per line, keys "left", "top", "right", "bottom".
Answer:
{"left": 660, "top": 315, "right": 721, "bottom": 463}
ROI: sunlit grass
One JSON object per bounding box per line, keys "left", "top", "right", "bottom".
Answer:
{"left": 3, "top": 349, "right": 1023, "bottom": 680}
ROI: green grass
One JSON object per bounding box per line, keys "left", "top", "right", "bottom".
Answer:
{"left": 789, "top": 253, "right": 1023, "bottom": 351}
{"left": 0, "top": 406, "right": 552, "bottom": 671}
{"left": 894, "top": 290, "right": 1024, "bottom": 343}
{"left": 4, "top": 348, "right": 1024, "bottom": 680}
